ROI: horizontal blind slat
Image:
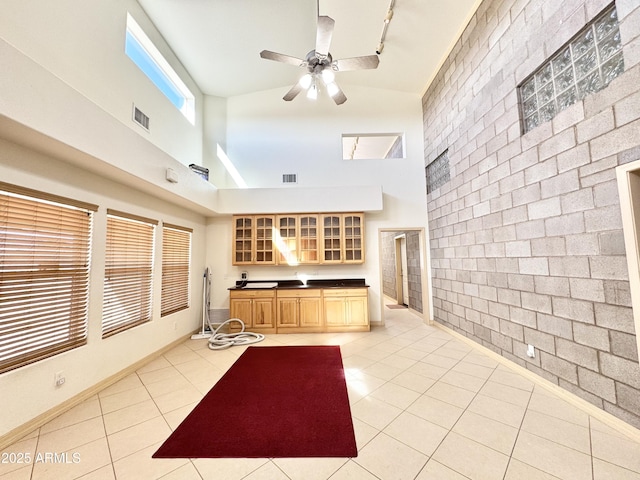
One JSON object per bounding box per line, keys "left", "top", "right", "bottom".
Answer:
{"left": 0, "top": 189, "right": 91, "bottom": 374}
{"left": 103, "top": 213, "right": 155, "bottom": 337}
{"left": 161, "top": 226, "right": 191, "bottom": 317}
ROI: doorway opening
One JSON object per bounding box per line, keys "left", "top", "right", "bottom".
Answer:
{"left": 378, "top": 228, "right": 430, "bottom": 325}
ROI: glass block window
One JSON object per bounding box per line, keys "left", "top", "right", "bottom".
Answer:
{"left": 426, "top": 149, "right": 450, "bottom": 194}
{"left": 520, "top": 5, "right": 624, "bottom": 133}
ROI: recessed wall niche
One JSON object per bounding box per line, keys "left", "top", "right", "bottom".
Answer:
{"left": 342, "top": 134, "right": 404, "bottom": 160}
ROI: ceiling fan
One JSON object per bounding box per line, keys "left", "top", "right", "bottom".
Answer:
{"left": 260, "top": 15, "right": 380, "bottom": 105}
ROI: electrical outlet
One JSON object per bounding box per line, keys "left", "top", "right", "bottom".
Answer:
{"left": 526, "top": 344, "right": 535, "bottom": 358}
{"left": 241, "top": 271, "right": 248, "bottom": 280}
{"left": 54, "top": 371, "right": 65, "bottom": 387}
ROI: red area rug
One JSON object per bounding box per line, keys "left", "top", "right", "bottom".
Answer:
{"left": 153, "top": 345, "right": 357, "bottom": 458}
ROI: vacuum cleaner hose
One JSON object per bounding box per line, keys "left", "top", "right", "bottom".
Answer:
{"left": 207, "top": 318, "right": 265, "bottom": 350}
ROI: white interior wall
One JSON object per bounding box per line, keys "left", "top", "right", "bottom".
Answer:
{"left": 208, "top": 85, "right": 429, "bottom": 323}
{"left": 0, "top": 139, "right": 207, "bottom": 436}
{"left": 203, "top": 96, "right": 232, "bottom": 188}
{"left": 0, "top": 31, "right": 217, "bottom": 217}
{"left": 0, "top": 0, "right": 214, "bottom": 438}
{"left": 0, "top": 0, "right": 203, "bottom": 168}
{"left": 0, "top": 0, "right": 432, "bottom": 437}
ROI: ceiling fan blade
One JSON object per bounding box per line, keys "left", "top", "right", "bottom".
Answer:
{"left": 334, "top": 55, "right": 380, "bottom": 71}
{"left": 260, "top": 50, "right": 305, "bottom": 67}
{"left": 330, "top": 82, "right": 347, "bottom": 105}
{"left": 283, "top": 82, "right": 304, "bottom": 101}
{"left": 315, "top": 16, "right": 335, "bottom": 57}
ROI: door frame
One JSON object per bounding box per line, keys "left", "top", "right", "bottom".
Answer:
{"left": 377, "top": 227, "right": 432, "bottom": 325}
{"left": 616, "top": 159, "right": 640, "bottom": 359}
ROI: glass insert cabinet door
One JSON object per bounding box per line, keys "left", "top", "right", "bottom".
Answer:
{"left": 298, "top": 215, "right": 319, "bottom": 263}
{"left": 233, "top": 216, "right": 252, "bottom": 264}
{"left": 232, "top": 213, "right": 364, "bottom": 265}
{"left": 343, "top": 214, "right": 364, "bottom": 263}
{"left": 254, "top": 216, "right": 275, "bottom": 264}
{"left": 232, "top": 215, "right": 276, "bottom": 265}
{"left": 276, "top": 216, "right": 297, "bottom": 265}
{"left": 322, "top": 215, "right": 342, "bottom": 263}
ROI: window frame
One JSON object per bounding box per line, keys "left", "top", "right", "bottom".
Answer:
{"left": 102, "top": 210, "right": 157, "bottom": 338}
{"left": 518, "top": 4, "right": 624, "bottom": 134}
{"left": 125, "top": 12, "right": 196, "bottom": 125}
{"left": 161, "top": 223, "right": 192, "bottom": 317}
{"left": 0, "top": 182, "right": 97, "bottom": 374}
{"left": 425, "top": 149, "right": 450, "bottom": 194}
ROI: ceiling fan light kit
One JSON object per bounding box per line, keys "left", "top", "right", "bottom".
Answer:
{"left": 259, "top": 11, "right": 380, "bottom": 105}
{"left": 306, "top": 83, "right": 318, "bottom": 100}
{"left": 299, "top": 73, "right": 313, "bottom": 89}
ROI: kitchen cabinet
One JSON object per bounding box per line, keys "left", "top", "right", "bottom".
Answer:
{"left": 276, "top": 289, "right": 323, "bottom": 331}
{"left": 320, "top": 213, "right": 365, "bottom": 264}
{"left": 298, "top": 215, "right": 320, "bottom": 264}
{"left": 276, "top": 215, "right": 298, "bottom": 265}
{"left": 343, "top": 214, "right": 365, "bottom": 263}
{"left": 323, "top": 288, "right": 369, "bottom": 332}
{"left": 232, "top": 212, "right": 363, "bottom": 266}
{"left": 229, "top": 284, "right": 369, "bottom": 333}
{"left": 229, "top": 289, "right": 276, "bottom": 333}
{"left": 232, "top": 215, "right": 276, "bottom": 265}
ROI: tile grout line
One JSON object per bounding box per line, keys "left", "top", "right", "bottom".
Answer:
{"left": 419, "top": 347, "right": 504, "bottom": 480}
{"left": 500, "top": 384, "right": 536, "bottom": 480}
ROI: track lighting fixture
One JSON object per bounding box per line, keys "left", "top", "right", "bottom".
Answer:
{"left": 376, "top": 0, "right": 395, "bottom": 55}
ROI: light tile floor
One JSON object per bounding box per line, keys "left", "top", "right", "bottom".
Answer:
{"left": 3, "top": 308, "right": 640, "bottom": 479}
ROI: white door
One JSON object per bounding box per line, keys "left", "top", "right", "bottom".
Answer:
{"left": 395, "top": 235, "right": 410, "bottom": 306}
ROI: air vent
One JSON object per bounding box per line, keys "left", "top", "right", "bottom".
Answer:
{"left": 133, "top": 105, "right": 150, "bottom": 131}
{"left": 282, "top": 174, "right": 298, "bottom": 184}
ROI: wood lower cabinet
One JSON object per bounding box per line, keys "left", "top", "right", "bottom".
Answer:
{"left": 230, "top": 287, "right": 368, "bottom": 333}
{"left": 229, "top": 289, "right": 276, "bottom": 333}
{"left": 276, "top": 289, "right": 323, "bottom": 332}
{"left": 323, "top": 288, "right": 369, "bottom": 332}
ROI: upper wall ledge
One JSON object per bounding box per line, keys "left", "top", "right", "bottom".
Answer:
{"left": 0, "top": 39, "right": 384, "bottom": 218}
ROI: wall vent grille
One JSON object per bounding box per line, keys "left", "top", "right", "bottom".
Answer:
{"left": 133, "top": 106, "right": 150, "bottom": 131}
{"left": 282, "top": 174, "right": 298, "bottom": 184}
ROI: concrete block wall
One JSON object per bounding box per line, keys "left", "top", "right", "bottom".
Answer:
{"left": 423, "top": 0, "right": 640, "bottom": 426}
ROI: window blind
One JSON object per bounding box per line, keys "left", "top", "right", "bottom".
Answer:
{"left": 161, "top": 224, "right": 192, "bottom": 317}
{"left": 103, "top": 211, "right": 156, "bottom": 338}
{"left": 0, "top": 187, "right": 95, "bottom": 374}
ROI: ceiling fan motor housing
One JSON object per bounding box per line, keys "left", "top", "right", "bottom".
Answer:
{"left": 305, "top": 50, "right": 334, "bottom": 74}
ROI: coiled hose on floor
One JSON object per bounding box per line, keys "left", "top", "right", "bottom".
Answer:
{"left": 207, "top": 318, "right": 265, "bottom": 350}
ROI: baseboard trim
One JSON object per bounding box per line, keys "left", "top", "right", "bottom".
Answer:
{"left": 435, "top": 322, "right": 640, "bottom": 443}
{"left": 0, "top": 332, "right": 194, "bottom": 451}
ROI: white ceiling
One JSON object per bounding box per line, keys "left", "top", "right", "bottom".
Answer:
{"left": 137, "top": 0, "right": 480, "bottom": 99}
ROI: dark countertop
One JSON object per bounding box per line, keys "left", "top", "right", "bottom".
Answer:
{"left": 229, "top": 278, "right": 369, "bottom": 290}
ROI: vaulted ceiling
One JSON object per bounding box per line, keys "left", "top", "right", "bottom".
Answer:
{"left": 137, "top": 0, "right": 480, "bottom": 99}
